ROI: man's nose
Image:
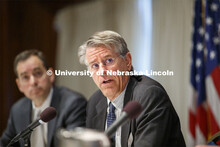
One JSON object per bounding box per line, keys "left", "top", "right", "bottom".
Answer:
{"left": 99, "top": 63, "right": 107, "bottom": 75}
{"left": 29, "top": 75, "right": 38, "bottom": 86}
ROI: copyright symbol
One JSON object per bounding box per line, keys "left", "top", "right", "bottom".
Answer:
{"left": 46, "top": 70, "right": 53, "bottom": 76}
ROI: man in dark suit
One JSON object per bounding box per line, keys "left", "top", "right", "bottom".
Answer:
{"left": 78, "top": 30, "right": 186, "bottom": 147}
{"left": 0, "top": 50, "right": 87, "bottom": 147}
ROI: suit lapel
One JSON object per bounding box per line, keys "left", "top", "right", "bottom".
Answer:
{"left": 48, "top": 86, "right": 59, "bottom": 147}
{"left": 121, "top": 76, "right": 138, "bottom": 147}
{"left": 20, "top": 99, "right": 32, "bottom": 131}
{"left": 94, "top": 94, "right": 107, "bottom": 131}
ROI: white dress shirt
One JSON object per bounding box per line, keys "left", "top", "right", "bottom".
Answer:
{"left": 106, "top": 86, "right": 127, "bottom": 147}
{"left": 30, "top": 88, "right": 53, "bottom": 147}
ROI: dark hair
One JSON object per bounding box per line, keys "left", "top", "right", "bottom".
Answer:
{"left": 14, "top": 49, "right": 49, "bottom": 77}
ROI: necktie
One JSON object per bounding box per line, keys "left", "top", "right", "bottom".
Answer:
{"left": 31, "top": 110, "right": 46, "bottom": 147}
{"left": 107, "top": 102, "right": 116, "bottom": 128}
{"left": 107, "top": 102, "right": 116, "bottom": 147}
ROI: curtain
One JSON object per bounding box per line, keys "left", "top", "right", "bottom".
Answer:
{"left": 151, "top": 0, "right": 193, "bottom": 142}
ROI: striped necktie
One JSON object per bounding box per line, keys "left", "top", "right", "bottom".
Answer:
{"left": 107, "top": 102, "right": 116, "bottom": 147}
{"left": 107, "top": 102, "right": 116, "bottom": 128}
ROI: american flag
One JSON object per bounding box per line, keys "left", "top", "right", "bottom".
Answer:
{"left": 188, "top": 0, "right": 220, "bottom": 146}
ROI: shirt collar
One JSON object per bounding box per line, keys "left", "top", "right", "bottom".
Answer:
{"left": 32, "top": 87, "right": 53, "bottom": 113}
{"left": 107, "top": 84, "right": 128, "bottom": 111}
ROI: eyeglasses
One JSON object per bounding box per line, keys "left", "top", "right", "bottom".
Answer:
{"left": 88, "top": 55, "right": 122, "bottom": 72}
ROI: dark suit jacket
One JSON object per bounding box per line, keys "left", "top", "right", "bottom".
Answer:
{"left": 0, "top": 86, "right": 87, "bottom": 147}
{"left": 86, "top": 76, "right": 186, "bottom": 147}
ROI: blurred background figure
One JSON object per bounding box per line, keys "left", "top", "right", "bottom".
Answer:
{"left": 0, "top": 50, "right": 87, "bottom": 147}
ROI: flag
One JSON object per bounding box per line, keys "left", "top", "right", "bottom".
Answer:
{"left": 188, "top": 0, "right": 220, "bottom": 146}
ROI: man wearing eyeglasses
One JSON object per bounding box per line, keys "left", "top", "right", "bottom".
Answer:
{"left": 78, "top": 30, "right": 186, "bottom": 147}
{"left": 0, "top": 49, "right": 87, "bottom": 147}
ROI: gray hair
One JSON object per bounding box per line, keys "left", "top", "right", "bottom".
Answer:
{"left": 78, "top": 30, "right": 130, "bottom": 65}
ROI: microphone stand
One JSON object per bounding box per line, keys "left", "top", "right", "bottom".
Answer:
{"left": 23, "top": 132, "right": 31, "bottom": 147}
{"left": 7, "top": 129, "right": 33, "bottom": 147}
{"left": 7, "top": 107, "right": 57, "bottom": 147}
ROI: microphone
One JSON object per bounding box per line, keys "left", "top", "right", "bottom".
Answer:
{"left": 105, "top": 101, "right": 142, "bottom": 137}
{"left": 7, "top": 107, "right": 57, "bottom": 146}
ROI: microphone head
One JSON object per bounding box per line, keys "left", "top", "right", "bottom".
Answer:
{"left": 40, "top": 107, "right": 57, "bottom": 122}
{"left": 123, "top": 101, "right": 142, "bottom": 120}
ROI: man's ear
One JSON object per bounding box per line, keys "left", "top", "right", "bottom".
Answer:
{"left": 47, "top": 67, "right": 55, "bottom": 83}
{"left": 16, "top": 78, "right": 23, "bottom": 93}
{"left": 125, "top": 52, "right": 132, "bottom": 71}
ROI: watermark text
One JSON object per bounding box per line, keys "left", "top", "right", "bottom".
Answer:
{"left": 46, "top": 69, "right": 174, "bottom": 77}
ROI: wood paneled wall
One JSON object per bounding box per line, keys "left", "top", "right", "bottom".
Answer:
{"left": 0, "top": 0, "right": 91, "bottom": 136}
{"left": 0, "top": 1, "right": 57, "bottom": 135}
